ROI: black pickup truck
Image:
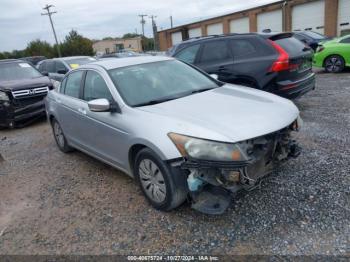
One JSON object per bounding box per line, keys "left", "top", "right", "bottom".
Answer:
{"left": 0, "top": 59, "right": 53, "bottom": 128}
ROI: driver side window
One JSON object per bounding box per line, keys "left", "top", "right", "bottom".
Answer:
{"left": 83, "top": 71, "right": 114, "bottom": 102}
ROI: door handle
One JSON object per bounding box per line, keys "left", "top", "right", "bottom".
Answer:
{"left": 78, "top": 108, "right": 87, "bottom": 115}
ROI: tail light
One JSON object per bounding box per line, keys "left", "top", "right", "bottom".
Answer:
{"left": 268, "top": 40, "right": 298, "bottom": 72}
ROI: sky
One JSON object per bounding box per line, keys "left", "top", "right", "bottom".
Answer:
{"left": 0, "top": 0, "right": 278, "bottom": 52}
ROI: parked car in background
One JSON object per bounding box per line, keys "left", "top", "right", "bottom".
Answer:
{"left": 99, "top": 51, "right": 147, "bottom": 59}
{"left": 171, "top": 33, "right": 315, "bottom": 99}
{"left": 313, "top": 34, "right": 350, "bottom": 73}
{"left": 37, "top": 56, "right": 96, "bottom": 82}
{"left": 293, "top": 31, "right": 329, "bottom": 51}
{"left": 46, "top": 56, "right": 302, "bottom": 214}
{"left": 0, "top": 59, "right": 52, "bottom": 128}
{"left": 21, "top": 56, "right": 46, "bottom": 66}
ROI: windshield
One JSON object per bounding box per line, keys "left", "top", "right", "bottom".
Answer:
{"left": 65, "top": 57, "right": 96, "bottom": 69}
{"left": 0, "top": 62, "right": 42, "bottom": 81}
{"left": 109, "top": 60, "right": 219, "bottom": 107}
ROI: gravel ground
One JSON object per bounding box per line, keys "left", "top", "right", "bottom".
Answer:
{"left": 0, "top": 72, "right": 349, "bottom": 256}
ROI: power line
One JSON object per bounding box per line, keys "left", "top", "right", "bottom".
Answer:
{"left": 41, "top": 4, "right": 61, "bottom": 57}
{"left": 149, "top": 15, "right": 159, "bottom": 51}
{"left": 138, "top": 14, "right": 148, "bottom": 37}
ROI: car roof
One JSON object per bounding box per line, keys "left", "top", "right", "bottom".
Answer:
{"left": 175, "top": 32, "right": 292, "bottom": 46}
{"left": 83, "top": 56, "right": 174, "bottom": 70}
{"left": 41, "top": 56, "right": 92, "bottom": 62}
{"left": 0, "top": 59, "right": 23, "bottom": 64}
{"left": 60, "top": 56, "right": 91, "bottom": 61}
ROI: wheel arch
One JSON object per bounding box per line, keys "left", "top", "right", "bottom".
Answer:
{"left": 128, "top": 140, "right": 171, "bottom": 176}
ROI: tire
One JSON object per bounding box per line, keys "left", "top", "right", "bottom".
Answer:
{"left": 324, "top": 55, "right": 345, "bottom": 73}
{"left": 51, "top": 118, "right": 73, "bottom": 153}
{"left": 134, "top": 148, "right": 188, "bottom": 211}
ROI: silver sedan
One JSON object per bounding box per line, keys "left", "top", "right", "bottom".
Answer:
{"left": 45, "top": 56, "right": 302, "bottom": 214}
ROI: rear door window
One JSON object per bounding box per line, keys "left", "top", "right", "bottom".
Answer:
{"left": 199, "top": 40, "right": 232, "bottom": 63}
{"left": 64, "top": 71, "right": 84, "bottom": 99}
{"left": 174, "top": 44, "right": 200, "bottom": 64}
{"left": 229, "top": 39, "right": 258, "bottom": 58}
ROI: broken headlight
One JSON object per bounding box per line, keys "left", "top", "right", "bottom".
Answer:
{"left": 0, "top": 91, "right": 9, "bottom": 101}
{"left": 168, "top": 133, "right": 248, "bottom": 162}
{"left": 290, "top": 115, "right": 303, "bottom": 131}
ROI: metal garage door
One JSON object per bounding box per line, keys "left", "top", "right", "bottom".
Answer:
{"left": 338, "top": 0, "right": 350, "bottom": 35}
{"left": 292, "top": 0, "right": 325, "bottom": 34}
{"left": 188, "top": 27, "right": 202, "bottom": 38}
{"left": 207, "top": 23, "right": 223, "bottom": 35}
{"left": 171, "top": 32, "right": 182, "bottom": 46}
{"left": 257, "top": 9, "right": 282, "bottom": 32}
{"left": 230, "top": 17, "right": 250, "bottom": 33}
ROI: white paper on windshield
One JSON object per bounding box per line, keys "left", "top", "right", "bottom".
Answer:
{"left": 88, "top": 57, "right": 95, "bottom": 61}
{"left": 19, "top": 63, "right": 31, "bottom": 68}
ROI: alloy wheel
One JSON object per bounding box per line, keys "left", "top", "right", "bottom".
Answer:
{"left": 325, "top": 57, "right": 342, "bottom": 73}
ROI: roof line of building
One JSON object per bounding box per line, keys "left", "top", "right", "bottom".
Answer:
{"left": 157, "top": 0, "right": 284, "bottom": 33}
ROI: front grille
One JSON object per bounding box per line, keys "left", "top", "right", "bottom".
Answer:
{"left": 11, "top": 86, "right": 49, "bottom": 99}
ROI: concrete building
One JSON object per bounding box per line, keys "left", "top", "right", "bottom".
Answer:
{"left": 93, "top": 37, "right": 143, "bottom": 55}
{"left": 158, "top": 0, "right": 350, "bottom": 51}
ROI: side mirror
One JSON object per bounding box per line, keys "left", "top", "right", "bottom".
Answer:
{"left": 210, "top": 74, "right": 219, "bottom": 80}
{"left": 88, "top": 98, "right": 111, "bottom": 112}
{"left": 57, "top": 69, "right": 68, "bottom": 75}
{"left": 42, "top": 71, "right": 49, "bottom": 76}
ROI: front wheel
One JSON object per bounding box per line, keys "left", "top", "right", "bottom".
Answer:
{"left": 51, "top": 118, "right": 73, "bottom": 153}
{"left": 324, "top": 55, "right": 345, "bottom": 73}
{"left": 134, "top": 148, "right": 187, "bottom": 211}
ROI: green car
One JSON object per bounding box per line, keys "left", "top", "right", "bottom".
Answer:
{"left": 313, "top": 35, "right": 350, "bottom": 73}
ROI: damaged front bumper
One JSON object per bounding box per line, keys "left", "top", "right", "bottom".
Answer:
{"left": 174, "top": 126, "right": 301, "bottom": 215}
{"left": 0, "top": 98, "right": 46, "bottom": 128}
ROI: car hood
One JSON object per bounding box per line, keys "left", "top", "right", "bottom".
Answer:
{"left": 137, "top": 84, "right": 299, "bottom": 143}
{"left": 0, "top": 76, "right": 52, "bottom": 91}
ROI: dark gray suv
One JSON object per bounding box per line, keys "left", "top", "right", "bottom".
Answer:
{"left": 171, "top": 33, "right": 316, "bottom": 99}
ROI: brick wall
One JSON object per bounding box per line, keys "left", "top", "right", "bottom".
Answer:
{"left": 158, "top": 0, "right": 339, "bottom": 51}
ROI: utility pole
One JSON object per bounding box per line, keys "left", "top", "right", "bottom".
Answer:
{"left": 149, "top": 15, "right": 159, "bottom": 51}
{"left": 170, "top": 16, "right": 173, "bottom": 28}
{"left": 41, "top": 4, "right": 61, "bottom": 57}
{"left": 139, "top": 14, "right": 147, "bottom": 37}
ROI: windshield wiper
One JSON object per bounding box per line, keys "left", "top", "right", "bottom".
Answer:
{"left": 133, "top": 97, "right": 177, "bottom": 107}
{"left": 190, "top": 87, "right": 216, "bottom": 94}
{"left": 133, "top": 87, "right": 217, "bottom": 107}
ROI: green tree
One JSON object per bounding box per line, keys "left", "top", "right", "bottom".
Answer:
{"left": 142, "top": 36, "right": 155, "bottom": 51}
{"left": 0, "top": 52, "right": 6, "bottom": 59}
{"left": 122, "top": 33, "right": 140, "bottom": 39}
{"left": 25, "top": 39, "right": 55, "bottom": 58}
{"left": 60, "top": 30, "right": 94, "bottom": 56}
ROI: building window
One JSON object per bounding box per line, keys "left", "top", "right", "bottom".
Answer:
{"left": 105, "top": 48, "right": 110, "bottom": 54}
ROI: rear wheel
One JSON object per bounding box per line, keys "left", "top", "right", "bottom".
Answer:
{"left": 324, "top": 55, "right": 345, "bottom": 73}
{"left": 134, "top": 148, "right": 187, "bottom": 211}
{"left": 51, "top": 118, "right": 73, "bottom": 153}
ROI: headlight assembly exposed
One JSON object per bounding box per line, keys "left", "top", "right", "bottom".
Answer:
{"left": 0, "top": 91, "right": 9, "bottom": 101}
{"left": 168, "top": 133, "right": 248, "bottom": 162}
{"left": 290, "top": 115, "right": 303, "bottom": 131}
